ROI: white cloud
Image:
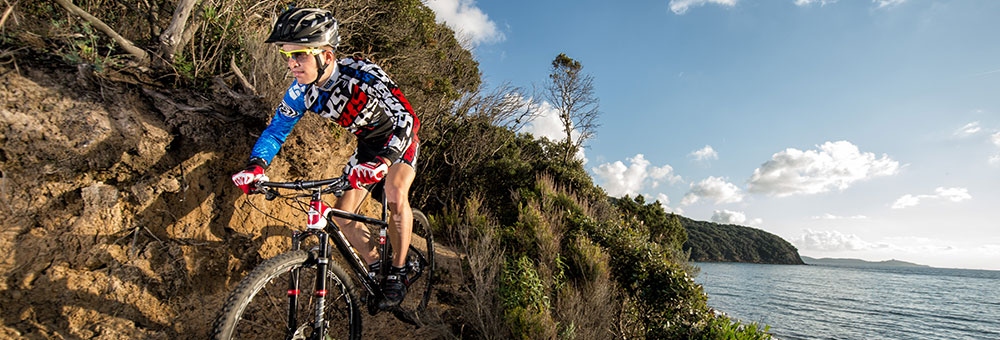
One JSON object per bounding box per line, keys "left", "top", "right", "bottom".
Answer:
{"left": 794, "top": 0, "right": 838, "bottom": 6}
{"left": 649, "top": 164, "right": 683, "bottom": 188}
{"left": 655, "top": 193, "right": 683, "bottom": 214}
{"left": 668, "top": 0, "right": 737, "bottom": 15}
{"left": 936, "top": 187, "right": 972, "bottom": 202}
{"left": 991, "top": 132, "right": 1000, "bottom": 165}
{"left": 520, "top": 100, "right": 587, "bottom": 163}
{"left": 522, "top": 100, "right": 564, "bottom": 141}
{"left": 709, "top": 209, "right": 762, "bottom": 226}
{"left": 593, "top": 154, "right": 682, "bottom": 197}
{"left": 794, "top": 229, "right": 887, "bottom": 251}
{"left": 655, "top": 193, "right": 670, "bottom": 206}
{"left": 955, "top": 122, "right": 982, "bottom": 137}
{"left": 891, "top": 187, "right": 972, "bottom": 209}
{"left": 873, "top": 0, "right": 906, "bottom": 9}
{"left": 711, "top": 209, "right": 746, "bottom": 224}
{"left": 747, "top": 141, "right": 900, "bottom": 197}
{"left": 422, "top": 0, "right": 505, "bottom": 47}
{"left": 796, "top": 0, "right": 905, "bottom": 10}
{"left": 690, "top": 145, "right": 719, "bottom": 161}
{"left": 891, "top": 194, "right": 921, "bottom": 209}
{"left": 681, "top": 176, "right": 744, "bottom": 206}
{"left": 811, "top": 213, "right": 869, "bottom": 220}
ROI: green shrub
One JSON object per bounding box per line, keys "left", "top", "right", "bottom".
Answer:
{"left": 702, "top": 314, "right": 772, "bottom": 340}
{"left": 499, "top": 256, "right": 557, "bottom": 339}
{"left": 565, "top": 236, "right": 608, "bottom": 284}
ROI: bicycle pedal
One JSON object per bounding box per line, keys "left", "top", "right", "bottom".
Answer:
{"left": 365, "top": 295, "right": 380, "bottom": 316}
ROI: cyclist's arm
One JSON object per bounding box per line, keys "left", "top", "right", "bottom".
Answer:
{"left": 250, "top": 83, "right": 308, "bottom": 166}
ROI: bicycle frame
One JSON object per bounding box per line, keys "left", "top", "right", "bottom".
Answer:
{"left": 261, "top": 178, "right": 394, "bottom": 339}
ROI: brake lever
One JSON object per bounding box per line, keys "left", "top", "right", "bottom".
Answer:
{"left": 264, "top": 188, "right": 278, "bottom": 201}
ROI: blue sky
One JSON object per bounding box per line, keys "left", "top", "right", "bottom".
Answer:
{"left": 421, "top": 0, "right": 1000, "bottom": 270}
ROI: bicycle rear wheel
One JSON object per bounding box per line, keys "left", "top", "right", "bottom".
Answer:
{"left": 401, "top": 209, "right": 434, "bottom": 317}
{"left": 212, "top": 250, "right": 361, "bottom": 340}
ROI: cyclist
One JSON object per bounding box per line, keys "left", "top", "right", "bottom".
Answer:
{"left": 231, "top": 7, "right": 419, "bottom": 307}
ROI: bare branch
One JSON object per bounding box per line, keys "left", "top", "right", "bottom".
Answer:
{"left": 159, "top": 0, "right": 200, "bottom": 61}
{"left": 52, "top": 0, "right": 149, "bottom": 64}
{"left": 1, "top": 4, "right": 14, "bottom": 30}
{"left": 230, "top": 55, "right": 257, "bottom": 95}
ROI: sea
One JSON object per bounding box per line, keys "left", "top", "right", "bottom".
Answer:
{"left": 694, "top": 262, "right": 1000, "bottom": 340}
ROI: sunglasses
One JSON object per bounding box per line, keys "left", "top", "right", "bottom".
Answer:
{"left": 278, "top": 48, "right": 328, "bottom": 63}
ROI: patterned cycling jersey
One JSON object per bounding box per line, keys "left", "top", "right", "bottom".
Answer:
{"left": 250, "top": 57, "right": 419, "bottom": 166}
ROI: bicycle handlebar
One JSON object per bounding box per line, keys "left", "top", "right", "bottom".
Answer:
{"left": 252, "top": 176, "right": 353, "bottom": 199}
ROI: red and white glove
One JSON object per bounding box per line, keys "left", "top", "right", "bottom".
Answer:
{"left": 232, "top": 165, "right": 268, "bottom": 194}
{"left": 349, "top": 158, "right": 389, "bottom": 190}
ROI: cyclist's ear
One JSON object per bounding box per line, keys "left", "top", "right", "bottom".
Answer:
{"left": 323, "top": 48, "right": 336, "bottom": 63}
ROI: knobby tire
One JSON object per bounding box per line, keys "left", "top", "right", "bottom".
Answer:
{"left": 405, "top": 209, "right": 435, "bottom": 320}
{"left": 212, "top": 250, "right": 362, "bottom": 340}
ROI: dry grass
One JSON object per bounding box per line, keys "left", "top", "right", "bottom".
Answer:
{"left": 555, "top": 231, "right": 620, "bottom": 339}
{"left": 445, "top": 195, "right": 508, "bottom": 340}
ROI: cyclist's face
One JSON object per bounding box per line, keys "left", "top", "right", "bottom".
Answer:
{"left": 281, "top": 44, "right": 332, "bottom": 84}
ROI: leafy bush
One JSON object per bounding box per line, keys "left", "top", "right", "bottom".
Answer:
{"left": 565, "top": 235, "right": 609, "bottom": 284}
{"left": 702, "top": 315, "right": 772, "bottom": 340}
{"left": 499, "top": 256, "right": 557, "bottom": 340}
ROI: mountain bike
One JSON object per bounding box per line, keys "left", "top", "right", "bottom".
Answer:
{"left": 212, "top": 175, "right": 434, "bottom": 340}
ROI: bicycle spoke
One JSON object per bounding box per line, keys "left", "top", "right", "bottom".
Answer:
{"left": 260, "top": 278, "right": 287, "bottom": 318}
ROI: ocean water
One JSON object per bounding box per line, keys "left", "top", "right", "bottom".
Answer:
{"left": 694, "top": 262, "right": 1000, "bottom": 340}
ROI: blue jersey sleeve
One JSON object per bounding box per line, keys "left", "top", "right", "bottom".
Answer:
{"left": 250, "top": 82, "right": 308, "bottom": 165}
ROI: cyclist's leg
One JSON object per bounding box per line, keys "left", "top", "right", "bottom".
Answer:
{"left": 334, "top": 188, "right": 378, "bottom": 264}
{"left": 383, "top": 162, "right": 415, "bottom": 267}
{"left": 334, "top": 151, "right": 378, "bottom": 264}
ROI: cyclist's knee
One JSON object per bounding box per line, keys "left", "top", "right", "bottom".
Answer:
{"left": 384, "top": 186, "right": 410, "bottom": 211}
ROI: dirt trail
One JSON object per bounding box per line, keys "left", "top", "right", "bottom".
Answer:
{"left": 0, "top": 64, "right": 467, "bottom": 339}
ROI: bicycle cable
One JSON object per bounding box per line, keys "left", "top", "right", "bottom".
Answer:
{"left": 243, "top": 194, "right": 297, "bottom": 228}
{"left": 241, "top": 179, "right": 378, "bottom": 233}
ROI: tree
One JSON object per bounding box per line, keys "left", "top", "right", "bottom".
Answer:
{"left": 544, "top": 53, "right": 600, "bottom": 163}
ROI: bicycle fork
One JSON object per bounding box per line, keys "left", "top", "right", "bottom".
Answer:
{"left": 287, "top": 196, "right": 334, "bottom": 340}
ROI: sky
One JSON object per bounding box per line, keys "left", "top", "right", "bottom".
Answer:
{"left": 420, "top": 0, "right": 1000, "bottom": 271}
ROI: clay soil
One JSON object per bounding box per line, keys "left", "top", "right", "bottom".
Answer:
{"left": 0, "top": 64, "right": 466, "bottom": 339}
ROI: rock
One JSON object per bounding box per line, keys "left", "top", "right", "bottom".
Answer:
{"left": 161, "top": 178, "right": 181, "bottom": 193}
{"left": 81, "top": 182, "right": 119, "bottom": 213}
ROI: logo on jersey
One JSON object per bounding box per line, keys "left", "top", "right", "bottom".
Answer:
{"left": 278, "top": 102, "right": 299, "bottom": 118}
{"left": 287, "top": 84, "right": 304, "bottom": 100}
{"left": 337, "top": 84, "right": 367, "bottom": 127}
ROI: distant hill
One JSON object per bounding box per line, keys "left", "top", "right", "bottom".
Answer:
{"left": 801, "top": 256, "right": 930, "bottom": 268}
{"left": 681, "top": 217, "right": 805, "bottom": 265}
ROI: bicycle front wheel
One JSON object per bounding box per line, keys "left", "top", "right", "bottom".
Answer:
{"left": 212, "top": 250, "right": 361, "bottom": 340}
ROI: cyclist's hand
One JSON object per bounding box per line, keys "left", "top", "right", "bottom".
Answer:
{"left": 348, "top": 158, "right": 389, "bottom": 190}
{"left": 232, "top": 165, "right": 268, "bottom": 194}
